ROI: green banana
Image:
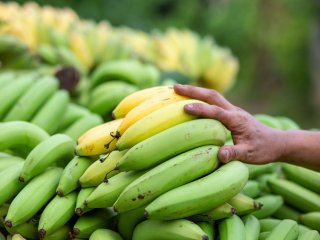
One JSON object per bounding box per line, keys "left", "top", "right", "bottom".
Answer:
{"left": 117, "top": 119, "right": 226, "bottom": 171}
{"left": 282, "top": 163, "right": 320, "bottom": 194}
{"left": 42, "top": 225, "right": 71, "bottom": 240}
{"left": 88, "top": 81, "right": 138, "bottom": 118}
{"left": 228, "top": 193, "right": 262, "bottom": 216}
{"left": 0, "top": 203, "right": 9, "bottom": 229}
{"left": 5, "top": 216, "right": 39, "bottom": 240}
{"left": 115, "top": 146, "right": 220, "bottom": 213}
{"left": 252, "top": 194, "right": 283, "bottom": 219}
{"left": 0, "top": 75, "right": 35, "bottom": 120}
{"left": 276, "top": 116, "right": 300, "bottom": 130}
{"left": 256, "top": 173, "right": 278, "bottom": 193}
{"left": 259, "top": 218, "right": 281, "bottom": 232}
{"left": 254, "top": 114, "right": 282, "bottom": 129}
{"left": 218, "top": 215, "right": 246, "bottom": 240}
{"left": 0, "top": 121, "right": 49, "bottom": 155}
{"left": 265, "top": 219, "right": 299, "bottom": 240}
{"left": 56, "top": 46, "right": 86, "bottom": 75}
{"left": 5, "top": 168, "right": 63, "bottom": 228}
{"left": 272, "top": 204, "right": 300, "bottom": 221}
{"left": 62, "top": 114, "right": 103, "bottom": 141}
{"left": 298, "top": 225, "right": 311, "bottom": 235}
{"left": 89, "top": 229, "right": 123, "bottom": 240}
{"left": 31, "top": 90, "right": 70, "bottom": 134}
{"left": 38, "top": 192, "right": 77, "bottom": 238}
{"left": 246, "top": 163, "right": 277, "bottom": 179}
{"left": 267, "top": 178, "right": 320, "bottom": 212}
{"left": 298, "top": 230, "right": 320, "bottom": 240}
{"left": 19, "top": 134, "right": 75, "bottom": 182}
{"left": 57, "top": 103, "right": 90, "bottom": 131}
{"left": 241, "top": 180, "right": 261, "bottom": 198}
{"left": 145, "top": 161, "right": 248, "bottom": 220}
{"left": 0, "top": 71, "right": 16, "bottom": 88}
{"left": 4, "top": 76, "right": 58, "bottom": 121}
{"left": 0, "top": 162, "right": 25, "bottom": 205}
{"left": 117, "top": 207, "right": 145, "bottom": 240}
{"left": 259, "top": 232, "right": 270, "bottom": 240}
{"left": 0, "top": 156, "right": 24, "bottom": 172}
{"left": 132, "top": 219, "right": 208, "bottom": 240}
{"left": 298, "top": 212, "right": 320, "bottom": 231}
{"left": 242, "top": 215, "right": 260, "bottom": 240}
{"left": 190, "top": 202, "right": 235, "bottom": 222}
{"left": 56, "top": 156, "right": 92, "bottom": 196}
{"left": 72, "top": 208, "right": 116, "bottom": 238}
{"left": 197, "top": 222, "right": 214, "bottom": 240}
{"left": 37, "top": 44, "right": 60, "bottom": 65}
{"left": 75, "top": 187, "right": 95, "bottom": 216}
{"left": 85, "top": 171, "right": 145, "bottom": 209}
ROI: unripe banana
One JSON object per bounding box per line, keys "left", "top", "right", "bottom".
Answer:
{"left": 117, "top": 207, "right": 145, "bottom": 240}
{"left": 113, "top": 86, "right": 172, "bottom": 119}
{"left": 298, "top": 212, "right": 320, "bottom": 231}
{"left": 298, "top": 230, "right": 320, "bottom": 240}
{"left": 89, "top": 229, "right": 123, "bottom": 240}
{"left": 218, "top": 215, "right": 246, "bottom": 240}
{"left": 196, "top": 222, "right": 214, "bottom": 240}
{"left": 56, "top": 156, "right": 92, "bottom": 196}
{"left": 84, "top": 171, "right": 145, "bottom": 209}
{"left": 4, "top": 76, "right": 58, "bottom": 122}
{"left": 79, "top": 150, "right": 126, "bottom": 187}
{"left": 116, "top": 99, "right": 203, "bottom": 150}
{"left": 276, "top": 116, "right": 300, "bottom": 130}
{"left": 228, "top": 193, "right": 262, "bottom": 216}
{"left": 31, "top": 90, "right": 70, "bottom": 134}
{"left": 259, "top": 218, "right": 281, "bottom": 232}
{"left": 19, "top": 134, "right": 75, "bottom": 182}
{"left": 11, "top": 234, "right": 26, "bottom": 240}
{"left": 190, "top": 202, "right": 235, "bottom": 222}
{"left": 5, "top": 216, "right": 39, "bottom": 240}
{"left": 242, "top": 215, "right": 260, "bottom": 240}
{"left": 114, "top": 146, "right": 220, "bottom": 213}
{"left": 145, "top": 161, "right": 248, "bottom": 220}
{"left": 5, "top": 168, "right": 63, "bottom": 228}
{"left": 132, "top": 219, "right": 208, "bottom": 240}
{"left": 265, "top": 219, "right": 299, "bottom": 240}
{"left": 38, "top": 192, "right": 77, "bottom": 238}
{"left": 0, "top": 203, "right": 9, "bottom": 229}
{"left": 75, "top": 119, "right": 122, "bottom": 156}
{"left": 42, "top": 225, "right": 71, "bottom": 240}
{"left": 268, "top": 178, "right": 320, "bottom": 212}
{"left": 252, "top": 194, "right": 283, "bottom": 219}
{"left": 0, "top": 156, "right": 23, "bottom": 172}
{"left": 254, "top": 114, "right": 283, "bottom": 129}
{"left": 58, "top": 103, "right": 90, "bottom": 131}
{"left": 75, "top": 187, "right": 95, "bottom": 216}
{"left": 0, "top": 71, "right": 15, "bottom": 88}
{"left": 246, "top": 163, "right": 277, "bottom": 179}
{"left": 117, "top": 119, "right": 226, "bottom": 171}
{"left": 272, "top": 204, "right": 300, "bottom": 221}
{"left": 241, "top": 180, "right": 261, "bottom": 198}
{"left": 259, "top": 232, "right": 270, "bottom": 240}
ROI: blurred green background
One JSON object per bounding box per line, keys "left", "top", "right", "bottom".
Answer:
{"left": 4, "top": 0, "right": 320, "bottom": 128}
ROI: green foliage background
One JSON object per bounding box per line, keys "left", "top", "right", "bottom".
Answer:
{"left": 5, "top": 0, "right": 320, "bottom": 128}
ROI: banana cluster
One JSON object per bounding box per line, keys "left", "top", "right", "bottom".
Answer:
{"left": 0, "top": 1, "right": 238, "bottom": 92}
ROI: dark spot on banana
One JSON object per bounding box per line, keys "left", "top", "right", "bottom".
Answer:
{"left": 132, "top": 198, "right": 136, "bottom": 201}
{"left": 138, "top": 194, "right": 145, "bottom": 199}
{"left": 38, "top": 229, "right": 46, "bottom": 239}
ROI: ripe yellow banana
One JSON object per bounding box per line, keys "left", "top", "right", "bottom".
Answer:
{"left": 75, "top": 119, "right": 122, "bottom": 156}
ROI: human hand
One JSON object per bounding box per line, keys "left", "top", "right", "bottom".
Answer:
{"left": 174, "top": 84, "right": 286, "bottom": 165}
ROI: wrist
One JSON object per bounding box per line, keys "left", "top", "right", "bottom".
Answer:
{"left": 272, "top": 129, "right": 290, "bottom": 162}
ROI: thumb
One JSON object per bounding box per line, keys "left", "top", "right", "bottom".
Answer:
{"left": 218, "top": 145, "right": 247, "bottom": 163}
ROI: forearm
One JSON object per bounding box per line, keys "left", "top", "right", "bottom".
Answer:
{"left": 279, "top": 130, "right": 320, "bottom": 171}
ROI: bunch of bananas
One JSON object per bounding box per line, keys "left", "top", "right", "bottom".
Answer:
{"left": 0, "top": 1, "right": 238, "bottom": 92}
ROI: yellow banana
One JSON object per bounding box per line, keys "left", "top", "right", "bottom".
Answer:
{"left": 75, "top": 119, "right": 122, "bottom": 156}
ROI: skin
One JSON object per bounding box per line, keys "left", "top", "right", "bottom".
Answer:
{"left": 174, "top": 84, "right": 320, "bottom": 171}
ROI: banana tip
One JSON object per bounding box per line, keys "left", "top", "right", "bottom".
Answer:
{"left": 231, "top": 207, "right": 236, "bottom": 215}
{"left": 4, "top": 220, "right": 12, "bottom": 228}
{"left": 56, "top": 190, "right": 64, "bottom": 197}
{"left": 111, "top": 112, "right": 115, "bottom": 120}
{"left": 18, "top": 176, "right": 25, "bottom": 183}
{"left": 144, "top": 210, "right": 149, "bottom": 218}
{"left": 113, "top": 206, "right": 118, "bottom": 213}
{"left": 38, "top": 229, "right": 46, "bottom": 239}
{"left": 75, "top": 208, "right": 83, "bottom": 216}
{"left": 202, "top": 235, "right": 209, "bottom": 240}
{"left": 72, "top": 228, "right": 80, "bottom": 236}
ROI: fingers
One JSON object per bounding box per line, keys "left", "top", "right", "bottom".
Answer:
{"left": 174, "top": 84, "right": 234, "bottom": 110}
{"left": 218, "top": 145, "right": 248, "bottom": 163}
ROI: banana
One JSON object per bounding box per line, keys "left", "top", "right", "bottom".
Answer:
{"left": 89, "top": 229, "right": 123, "bottom": 240}
{"left": 272, "top": 205, "right": 300, "bottom": 221}
{"left": 0, "top": 162, "right": 25, "bottom": 205}
{"left": 259, "top": 232, "right": 270, "bottom": 240}
{"left": 37, "top": 44, "right": 59, "bottom": 65}
{"left": 190, "top": 202, "right": 235, "bottom": 222}
{"left": 132, "top": 219, "right": 208, "bottom": 240}
{"left": 229, "top": 193, "right": 262, "bottom": 216}
{"left": 242, "top": 215, "right": 260, "bottom": 240}
{"left": 114, "top": 146, "right": 220, "bottom": 213}
{"left": 145, "top": 161, "right": 248, "bottom": 220}
{"left": 117, "top": 89, "right": 189, "bottom": 134}
{"left": 276, "top": 116, "right": 300, "bottom": 130}
{"left": 282, "top": 163, "right": 320, "bottom": 194}
{"left": 79, "top": 150, "right": 126, "bottom": 187}
{"left": 11, "top": 234, "right": 26, "bottom": 240}
{"left": 252, "top": 194, "right": 283, "bottom": 219}
{"left": 57, "top": 103, "right": 90, "bottom": 131}
{"left": 42, "top": 225, "right": 71, "bottom": 240}
{"left": 0, "top": 203, "right": 9, "bottom": 229}
{"left": 265, "top": 219, "right": 299, "bottom": 240}
{"left": 90, "top": 60, "right": 160, "bottom": 89}
{"left": 298, "top": 212, "right": 320, "bottom": 231}
{"left": 298, "top": 230, "right": 320, "bottom": 240}
{"left": 112, "top": 86, "right": 172, "bottom": 119}
{"left": 259, "top": 218, "right": 281, "bottom": 232}
{"left": 241, "top": 180, "right": 261, "bottom": 198}
{"left": 75, "top": 119, "right": 123, "bottom": 156}
{"left": 84, "top": 171, "right": 145, "bottom": 209}
{"left": 246, "top": 163, "right": 277, "bottom": 179}
{"left": 116, "top": 99, "right": 203, "bottom": 150}
{"left": 62, "top": 114, "right": 103, "bottom": 141}
{"left": 218, "top": 215, "right": 246, "bottom": 240}
{"left": 56, "top": 45, "right": 86, "bottom": 75}
{"left": 75, "top": 187, "right": 95, "bottom": 216}
{"left": 5, "top": 216, "right": 39, "bottom": 240}
{"left": 117, "top": 119, "right": 226, "bottom": 171}
{"left": 19, "top": 134, "right": 75, "bottom": 182}
{"left": 267, "top": 178, "right": 320, "bottom": 212}
{"left": 196, "top": 222, "right": 214, "bottom": 240}
{"left": 106, "top": 169, "right": 120, "bottom": 178}
{"left": 254, "top": 114, "right": 283, "bottom": 129}
{"left": 4, "top": 76, "right": 58, "bottom": 122}
{"left": 0, "top": 156, "right": 23, "bottom": 172}
{"left": 38, "top": 192, "right": 77, "bottom": 238}
{"left": 5, "top": 168, "right": 63, "bottom": 228}
{"left": 0, "top": 74, "right": 35, "bottom": 120}
{"left": 88, "top": 81, "right": 138, "bottom": 118}
{"left": 0, "top": 121, "right": 49, "bottom": 155}
{"left": 117, "top": 207, "right": 145, "bottom": 240}
{"left": 72, "top": 208, "right": 116, "bottom": 238}
{"left": 31, "top": 90, "right": 70, "bottom": 134}
{"left": 56, "top": 156, "right": 92, "bottom": 196}
{"left": 0, "top": 71, "right": 16, "bottom": 88}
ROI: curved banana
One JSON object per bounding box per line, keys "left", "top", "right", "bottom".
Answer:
{"left": 116, "top": 99, "right": 203, "bottom": 150}
{"left": 252, "top": 194, "right": 283, "bottom": 219}
{"left": 117, "top": 207, "right": 145, "bottom": 240}
{"left": 75, "top": 187, "right": 95, "bottom": 216}
{"left": 298, "top": 230, "right": 320, "bottom": 240}
{"left": 19, "top": 134, "right": 75, "bottom": 182}
{"left": 298, "top": 212, "right": 320, "bottom": 231}
{"left": 5, "top": 168, "right": 63, "bottom": 228}
{"left": 75, "top": 119, "right": 122, "bottom": 156}
{"left": 259, "top": 218, "right": 281, "bottom": 232}
{"left": 241, "top": 180, "right": 261, "bottom": 198}
{"left": 89, "top": 229, "right": 123, "bottom": 240}
{"left": 145, "top": 161, "right": 248, "bottom": 220}
{"left": 242, "top": 215, "right": 260, "bottom": 240}
{"left": 197, "top": 222, "right": 214, "bottom": 240}
{"left": 190, "top": 202, "right": 235, "bottom": 222}
{"left": 117, "top": 119, "right": 226, "bottom": 171}
{"left": 5, "top": 216, "right": 39, "bottom": 240}
{"left": 228, "top": 193, "right": 262, "bottom": 216}
{"left": 265, "top": 219, "right": 299, "bottom": 240}
{"left": 114, "top": 146, "right": 220, "bottom": 213}
{"left": 272, "top": 205, "right": 300, "bottom": 221}
{"left": 218, "top": 215, "right": 246, "bottom": 240}
{"left": 0, "top": 155, "right": 24, "bottom": 172}
{"left": 42, "top": 225, "right": 71, "bottom": 240}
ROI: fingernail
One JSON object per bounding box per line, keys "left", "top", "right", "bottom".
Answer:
{"left": 185, "top": 104, "right": 194, "bottom": 110}
{"left": 221, "top": 149, "right": 230, "bottom": 161}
